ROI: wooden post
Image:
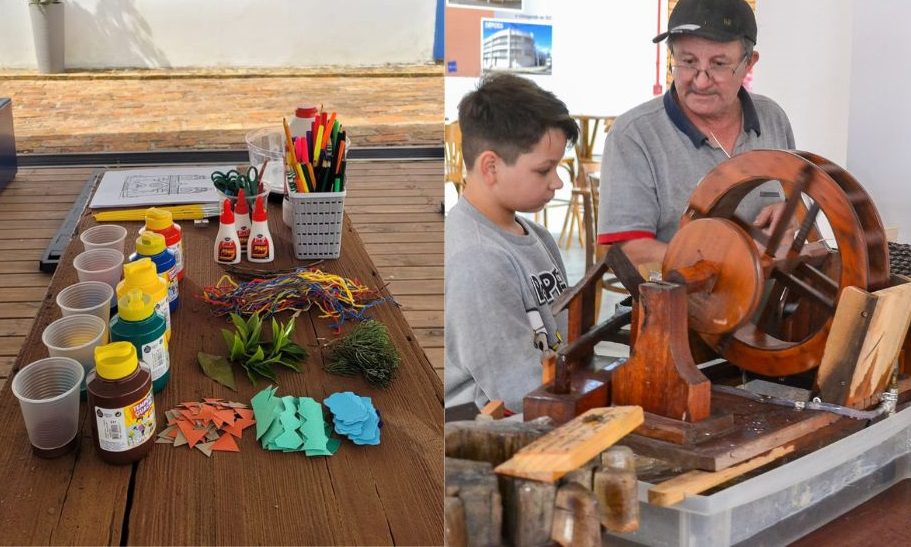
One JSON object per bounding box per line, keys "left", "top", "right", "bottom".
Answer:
{"left": 445, "top": 458, "right": 503, "bottom": 546}
{"left": 551, "top": 484, "right": 601, "bottom": 547}
{"left": 502, "top": 478, "right": 557, "bottom": 547}
{"left": 611, "top": 282, "right": 711, "bottom": 422}
{"left": 444, "top": 487, "right": 468, "bottom": 547}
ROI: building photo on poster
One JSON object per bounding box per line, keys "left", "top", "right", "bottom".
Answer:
{"left": 480, "top": 18, "right": 552, "bottom": 75}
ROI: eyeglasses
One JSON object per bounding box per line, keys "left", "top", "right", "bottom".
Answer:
{"left": 671, "top": 55, "right": 749, "bottom": 81}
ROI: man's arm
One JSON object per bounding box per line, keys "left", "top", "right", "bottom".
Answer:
{"left": 620, "top": 237, "right": 667, "bottom": 267}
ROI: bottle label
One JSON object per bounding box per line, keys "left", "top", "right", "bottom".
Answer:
{"left": 140, "top": 335, "right": 170, "bottom": 381}
{"left": 169, "top": 242, "right": 184, "bottom": 275}
{"left": 217, "top": 239, "right": 238, "bottom": 263}
{"left": 249, "top": 235, "right": 271, "bottom": 260}
{"left": 94, "top": 389, "right": 156, "bottom": 453}
{"left": 237, "top": 225, "right": 250, "bottom": 247}
{"left": 166, "top": 270, "right": 179, "bottom": 304}
{"left": 155, "top": 298, "right": 171, "bottom": 331}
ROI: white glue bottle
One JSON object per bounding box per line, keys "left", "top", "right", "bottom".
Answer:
{"left": 289, "top": 105, "right": 319, "bottom": 139}
{"left": 234, "top": 189, "right": 252, "bottom": 252}
{"left": 214, "top": 199, "right": 241, "bottom": 265}
{"left": 247, "top": 195, "right": 274, "bottom": 263}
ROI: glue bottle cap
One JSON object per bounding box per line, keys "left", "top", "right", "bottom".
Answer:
{"left": 117, "top": 288, "right": 155, "bottom": 322}
{"left": 235, "top": 189, "right": 249, "bottom": 214}
{"left": 135, "top": 232, "right": 166, "bottom": 256}
{"left": 252, "top": 195, "right": 268, "bottom": 222}
{"left": 144, "top": 207, "right": 174, "bottom": 230}
{"left": 295, "top": 106, "right": 318, "bottom": 119}
{"left": 94, "top": 341, "right": 138, "bottom": 381}
{"left": 220, "top": 199, "right": 235, "bottom": 224}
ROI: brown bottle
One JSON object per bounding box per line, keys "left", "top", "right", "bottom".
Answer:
{"left": 594, "top": 445, "right": 640, "bottom": 533}
{"left": 87, "top": 341, "right": 156, "bottom": 465}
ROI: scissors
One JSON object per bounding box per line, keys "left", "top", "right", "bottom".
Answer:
{"left": 211, "top": 166, "right": 261, "bottom": 197}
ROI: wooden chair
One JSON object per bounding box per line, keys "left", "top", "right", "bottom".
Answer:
{"left": 444, "top": 120, "right": 465, "bottom": 195}
{"left": 559, "top": 115, "right": 615, "bottom": 250}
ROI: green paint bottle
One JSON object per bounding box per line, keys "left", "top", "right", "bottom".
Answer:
{"left": 110, "top": 288, "right": 170, "bottom": 393}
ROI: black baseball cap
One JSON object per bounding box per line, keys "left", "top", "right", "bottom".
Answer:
{"left": 653, "top": 0, "right": 757, "bottom": 45}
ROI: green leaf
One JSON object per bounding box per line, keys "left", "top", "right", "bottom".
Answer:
{"left": 282, "top": 343, "right": 308, "bottom": 358}
{"left": 221, "top": 328, "right": 235, "bottom": 350}
{"left": 229, "top": 313, "right": 249, "bottom": 341}
{"left": 249, "top": 314, "right": 263, "bottom": 348}
{"left": 247, "top": 345, "right": 266, "bottom": 365}
{"left": 197, "top": 352, "right": 237, "bottom": 391}
{"left": 277, "top": 358, "right": 302, "bottom": 372}
{"left": 251, "top": 362, "right": 278, "bottom": 381}
{"left": 229, "top": 335, "right": 246, "bottom": 362}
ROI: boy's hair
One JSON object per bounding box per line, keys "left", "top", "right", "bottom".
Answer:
{"left": 457, "top": 73, "right": 579, "bottom": 169}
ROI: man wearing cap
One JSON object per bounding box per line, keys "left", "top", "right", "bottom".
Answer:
{"left": 598, "top": 0, "right": 794, "bottom": 266}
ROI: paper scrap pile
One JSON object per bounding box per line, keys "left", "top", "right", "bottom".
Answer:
{"left": 324, "top": 392, "right": 382, "bottom": 446}
{"left": 251, "top": 386, "right": 340, "bottom": 456}
{"left": 155, "top": 399, "right": 256, "bottom": 457}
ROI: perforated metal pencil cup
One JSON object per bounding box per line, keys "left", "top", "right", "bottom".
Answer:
{"left": 287, "top": 190, "right": 346, "bottom": 259}
{"left": 11, "top": 357, "right": 84, "bottom": 458}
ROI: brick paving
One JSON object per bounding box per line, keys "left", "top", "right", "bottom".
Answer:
{"left": 0, "top": 65, "right": 443, "bottom": 154}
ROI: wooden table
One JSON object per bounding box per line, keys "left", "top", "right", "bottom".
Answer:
{"left": 0, "top": 184, "right": 444, "bottom": 544}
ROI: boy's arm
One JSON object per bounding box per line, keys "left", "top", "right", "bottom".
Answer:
{"left": 445, "top": 249, "right": 550, "bottom": 413}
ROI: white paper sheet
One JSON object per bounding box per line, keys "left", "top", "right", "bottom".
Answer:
{"left": 89, "top": 166, "right": 237, "bottom": 209}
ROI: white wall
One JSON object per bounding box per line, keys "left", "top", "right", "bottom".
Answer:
{"left": 754, "top": 0, "right": 852, "bottom": 166}
{"left": 844, "top": 0, "right": 911, "bottom": 243}
{"left": 445, "top": 1, "right": 665, "bottom": 120}
{"left": 0, "top": 0, "right": 435, "bottom": 69}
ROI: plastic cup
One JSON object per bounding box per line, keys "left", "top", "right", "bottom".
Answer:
{"left": 79, "top": 224, "right": 128, "bottom": 254}
{"left": 56, "top": 281, "right": 114, "bottom": 336}
{"left": 11, "top": 357, "right": 84, "bottom": 458}
{"left": 41, "top": 314, "right": 108, "bottom": 388}
{"left": 73, "top": 248, "right": 124, "bottom": 307}
{"left": 245, "top": 127, "right": 287, "bottom": 194}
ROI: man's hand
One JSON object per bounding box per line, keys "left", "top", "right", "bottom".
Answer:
{"left": 753, "top": 202, "right": 796, "bottom": 236}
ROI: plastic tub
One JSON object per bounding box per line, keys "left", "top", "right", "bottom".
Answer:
{"left": 612, "top": 405, "right": 911, "bottom": 546}
{"left": 245, "top": 127, "right": 287, "bottom": 195}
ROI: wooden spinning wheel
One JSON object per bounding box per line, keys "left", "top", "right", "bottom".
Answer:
{"left": 663, "top": 150, "right": 890, "bottom": 377}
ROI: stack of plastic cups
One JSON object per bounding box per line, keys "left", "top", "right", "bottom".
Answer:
{"left": 56, "top": 281, "right": 115, "bottom": 337}
{"left": 41, "top": 314, "right": 109, "bottom": 399}
{"left": 11, "top": 357, "right": 84, "bottom": 458}
{"left": 79, "top": 224, "right": 128, "bottom": 253}
{"left": 73, "top": 248, "right": 124, "bottom": 309}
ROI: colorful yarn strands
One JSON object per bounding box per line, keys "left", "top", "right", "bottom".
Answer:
{"left": 201, "top": 269, "right": 392, "bottom": 330}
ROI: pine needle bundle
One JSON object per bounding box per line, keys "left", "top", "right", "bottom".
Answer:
{"left": 324, "top": 320, "right": 400, "bottom": 388}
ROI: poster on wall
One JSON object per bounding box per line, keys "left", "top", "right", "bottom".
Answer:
{"left": 447, "top": 0, "right": 523, "bottom": 13}
{"left": 480, "top": 18, "right": 552, "bottom": 75}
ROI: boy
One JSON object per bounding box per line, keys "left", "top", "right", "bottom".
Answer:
{"left": 444, "top": 74, "right": 579, "bottom": 416}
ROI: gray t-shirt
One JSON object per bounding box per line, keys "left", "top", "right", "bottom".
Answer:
{"left": 444, "top": 198, "right": 568, "bottom": 412}
{"left": 598, "top": 86, "right": 795, "bottom": 244}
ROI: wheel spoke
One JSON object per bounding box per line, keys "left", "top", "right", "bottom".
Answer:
{"left": 764, "top": 164, "right": 813, "bottom": 258}
{"left": 770, "top": 269, "right": 835, "bottom": 310}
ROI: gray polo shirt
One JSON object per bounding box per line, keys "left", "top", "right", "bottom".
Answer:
{"left": 597, "top": 85, "right": 795, "bottom": 244}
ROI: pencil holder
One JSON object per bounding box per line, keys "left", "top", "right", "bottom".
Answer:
{"left": 288, "top": 191, "right": 346, "bottom": 259}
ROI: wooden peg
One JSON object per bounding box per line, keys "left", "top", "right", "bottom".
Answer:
{"left": 551, "top": 483, "right": 601, "bottom": 547}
